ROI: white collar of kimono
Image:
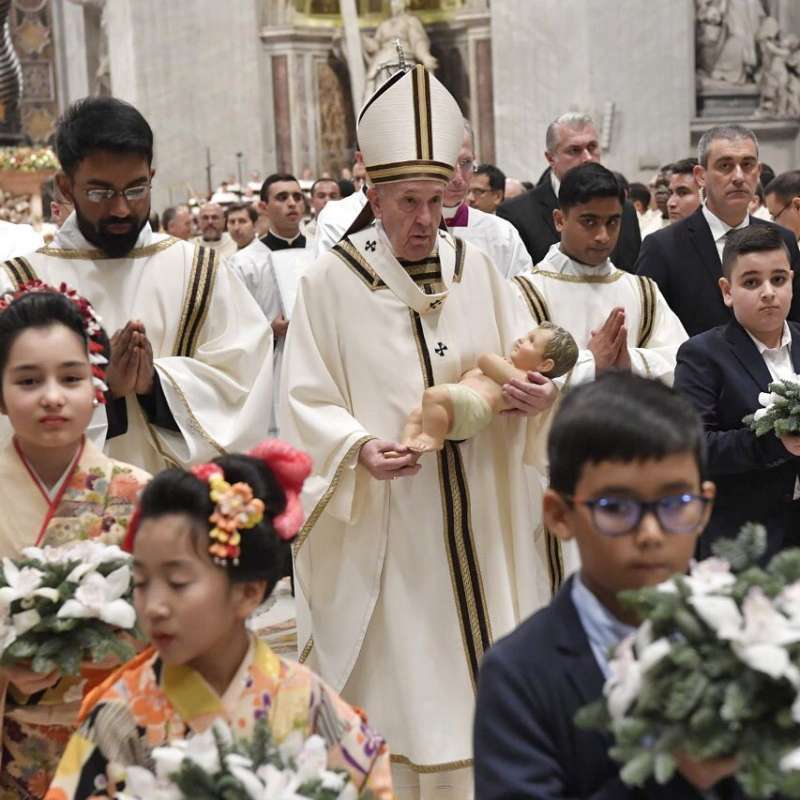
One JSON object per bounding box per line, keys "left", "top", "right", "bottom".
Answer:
{"left": 54, "top": 210, "right": 163, "bottom": 252}
{"left": 347, "top": 222, "right": 456, "bottom": 315}
{"left": 539, "top": 242, "right": 615, "bottom": 278}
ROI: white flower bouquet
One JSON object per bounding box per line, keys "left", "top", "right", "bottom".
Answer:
{"left": 0, "top": 540, "right": 138, "bottom": 676}
{"left": 576, "top": 524, "right": 800, "bottom": 799}
{"left": 744, "top": 377, "right": 800, "bottom": 437}
{"left": 116, "top": 717, "right": 368, "bottom": 800}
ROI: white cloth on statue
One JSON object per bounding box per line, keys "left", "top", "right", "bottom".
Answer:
{"left": 0, "top": 213, "right": 274, "bottom": 474}
{"left": 0, "top": 220, "right": 43, "bottom": 260}
{"left": 703, "top": 203, "right": 749, "bottom": 261}
{"left": 514, "top": 244, "right": 688, "bottom": 385}
{"left": 314, "top": 189, "right": 369, "bottom": 257}
{"left": 281, "top": 222, "right": 560, "bottom": 771}
{"left": 447, "top": 204, "right": 531, "bottom": 278}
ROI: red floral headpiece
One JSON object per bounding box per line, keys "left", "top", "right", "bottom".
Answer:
{"left": 0, "top": 280, "right": 108, "bottom": 405}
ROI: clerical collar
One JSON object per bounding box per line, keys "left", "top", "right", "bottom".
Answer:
{"left": 544, "top": 243, "right": 614, "bottom": 277}
{"left": 444, "top": 202, "right": 469, "bottom": 228}
{"left": 54, "top": 211, "right": 156, "bottom": 253}
{"left": 261, "top": 230, "right": 306, "bottom": 251}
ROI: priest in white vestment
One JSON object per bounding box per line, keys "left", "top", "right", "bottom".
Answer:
{"left": 0, "top": 219, "right": 43, "bottom": 260}
{"left": 0, "top": 96, "right": 273, "bottom": 474}
{"left": 514, "top": 163, "right": 687, "bottom": 386}
{"left": 281, "top": 66, "right": 560, "bottom": 799}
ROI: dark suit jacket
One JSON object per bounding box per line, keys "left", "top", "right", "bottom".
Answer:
{"left": 496, "top": 174, "right": 642, "bottom": 271}
{"left": 635, "top": 207, "right": 800, "bottom": 336}
{"left": 674, "top": 320, "right": 800, "bottom": 560}
{"left": 474, "top": 578, "right": 743, "bottom": 799}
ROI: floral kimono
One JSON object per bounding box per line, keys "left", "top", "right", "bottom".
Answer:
{"left": 45, "top": 636, "right": 394, "bottom": 799}
{"left": 0, "top": 437, "right": 149, "bottom": 800}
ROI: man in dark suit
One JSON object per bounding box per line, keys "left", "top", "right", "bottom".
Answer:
{"left": 474, "top": 373, "right": 743, "bottom": 799}
{"left": 674, "top": 226, "right": 800, "bottom": 561}
{"left": 496, "top": 112, "right": 641, "bottom": 270}
{"left": 637, "top": 124, "right": 800, "bottom": 336}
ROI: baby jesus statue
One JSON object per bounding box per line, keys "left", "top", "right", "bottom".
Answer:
{"left": 402, "top": 322, "right": 578, "bottom": 454}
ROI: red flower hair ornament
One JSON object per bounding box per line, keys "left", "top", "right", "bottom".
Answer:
{"left": 0, "top": 280, "right": 108, "bottom": 404}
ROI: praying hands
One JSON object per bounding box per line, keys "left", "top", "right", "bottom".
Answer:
{"left": 107, "top": 320, "right": 155, "bottom": 398}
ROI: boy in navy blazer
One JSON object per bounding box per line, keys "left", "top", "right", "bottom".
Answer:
{"left": 675, "top": 225, "right": 800, "bottom": 561}
{"left": 473, "top": 373, "right": 744, "bottom": 799}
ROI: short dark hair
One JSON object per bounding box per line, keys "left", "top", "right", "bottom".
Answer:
{"left": 669, "top": 157, "right": 698, "bottom": 176}
{"left": 55, "top": 97, "right": 154, "bottom": 176}
{"left": 137, "top": 454, "right": 291, "bottom": 599}
{"left": 721, "top": 225, "right": 791, "bottom": 280}
{"left": 612, "top": 171, "right": 629, "bottom": 198}
{"left": 225, "top": 202, "right": 258, "bottom": 223}
{"left": 338, "top": 179, "right": 355, "bottom": 198}
{"left": 474, "top": 163, "right": 506, "bottom": 193}
{"left": 628, "top": 182, "right": 651, "bottom": 209}
{"left": 161, "top": 205, "right": 182, "bottom": 231}
{"left": 310, "top": 178, "right": 339, "bottom": 196}
{"left": 760, "top": 162, "right": 776, "bottom": 191}
{"left": 558, "top": 162, "right": 625, "bottom": 211}
{"left": 260, "top": 173, "right": 299, "bottom": 202}
{"left": 765, "top": 169, "right": 800, "bottom": 203}
{"left": 522, "top": 180, "right": 534, "bottom": 191}
{"left": 548, "top": 372, "right": 706, "bottom": 496}
{"left": 0, "top": 290, "right": 110, "bottom": 393}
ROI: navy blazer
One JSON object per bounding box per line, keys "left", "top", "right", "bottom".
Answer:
{"left": 473, "top": 578, "right": 741, "bottom": 799}
{"left": 635, "top": 207, "right": 800, "bottom": 336}
{"left": 496, "top": 174, "right": 642, "bottom": 271}
{"left": 674, "top": 320, "right": 800, "bottom": 560}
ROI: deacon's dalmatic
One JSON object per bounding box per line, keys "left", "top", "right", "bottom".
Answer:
{"left": 0, "top": 215, "right": 274, "bottom": 474}
{"left": 281, "top": 65, "right": 559, "bottom": 780}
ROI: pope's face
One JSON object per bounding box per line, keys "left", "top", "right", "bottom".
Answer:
{"left": 369, "top": 180, "right": 444, "bottom": 262}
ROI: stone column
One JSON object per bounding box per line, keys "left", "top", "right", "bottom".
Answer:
{"left": 491, "top": 0, "right": 695, "bottom": 183}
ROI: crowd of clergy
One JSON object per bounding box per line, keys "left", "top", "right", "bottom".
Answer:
{"left": 0, "top": 56, "right": 799, "bottom": 800}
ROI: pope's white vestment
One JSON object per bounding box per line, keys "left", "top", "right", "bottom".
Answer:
{"left": 515, "top": 244, "right": 688, "bottom": 385}
{"left": 1, "top": 213, "right": 274, "bottom": 473}
{"left": 281, "top": 222, "right": 560, "bottom": 770}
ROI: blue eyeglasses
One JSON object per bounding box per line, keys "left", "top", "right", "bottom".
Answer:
{"left": 563, "top": 493, "right": 711, "bottom": 537}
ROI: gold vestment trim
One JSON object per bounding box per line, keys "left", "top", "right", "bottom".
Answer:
{"left": 513, "top": 276, "right": 551, "bottom": 324}
{"left": 636, "top": 275, "right": 656, "bottom": 348}
{"left": 390, "top": 753, "right": 473, "bottom": 773}
{"left": 531, "top": 267, "right": 625, "bottom": 284}
{"left": 37, "top": 236, "right": 180, "bottom": 260}
{"left": 298, "top": 636, "right": 314, "bottom": 664}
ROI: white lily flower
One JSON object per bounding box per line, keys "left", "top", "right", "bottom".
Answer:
{"left": 684, "top": 557, "right": 736, "bottom": 596}
{"left": 337, "top": 784, "right": 359, "bottom": 800}
{"left": 119, "top": 765, "right": 182, "bottom": 800}
{"left": 296, "top": 734, "right": 328, "bottom": 784}
{"left": 227, "top": 762, "right": 266, "bottom": 800}
{"left": 255, "top": 763, "right": 302, "bottom": 799}
{"left": 180, "top": 726, "right": 221, "bottom": 773}
{"left": 638, "top": 637, "right": 672, "bottom": 674}
{"left": 604, "top": 634, "right": 642, "bottom": 722}
{"left": 0, "top": 608, "right": 17, "bottom": 652}
{"left": 278, "top": 729, "right": 305, "bottom": 762}
{"left": 320, "top": 769, "right": 346, "bottom": 791}
{"left": 12, "top": 608, "right": 40, "bottom": 635}
{"left": 781, "top": 746, "right": 800, "bottom": 772}
{"left": 778, "top": 581, "right": 800, "bottom": 622}
{"left": 0, "top": 559, "right": 46, "bottom": 605}
{"left": 689, "top": 594, "right": 743, "bottom": 640}
{"left": 655, "top": 578, "right": 678, "bottom": 594}
{"left": 152, "top": 744, "right": 187, "bottom": 781}
{"left": 57, "top": 567, "right": 136, "bottom": 629}
{"left": 753, "top": 407, "right": 769, "bottom": 421}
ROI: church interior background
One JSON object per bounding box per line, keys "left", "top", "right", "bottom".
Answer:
{"left": 0, "top": 0, "right": 798, "bottom": 213}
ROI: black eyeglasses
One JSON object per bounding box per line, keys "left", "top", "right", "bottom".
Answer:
{"left": 563, "top": 493, "right": 711, "bottom": 537}
{"left": 771, "top": 199, "right": 794, "bottom": 223}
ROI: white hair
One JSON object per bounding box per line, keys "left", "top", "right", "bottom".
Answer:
{"left": 545, "top": 112, "right": 595, "bottom": 153}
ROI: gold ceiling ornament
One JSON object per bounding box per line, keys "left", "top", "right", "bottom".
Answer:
{"left": 21, "top": 105, "right": 55, "bottom": 143}
{"left": 15, "top": 14, "right": 50, "bottom": 56}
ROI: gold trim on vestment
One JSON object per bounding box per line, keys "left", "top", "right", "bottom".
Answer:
{"left": 636, "top": 275, "right": 656, "bottom": 348}
{"left": 390, "top": 753, "right": 473, "bottom": 773}
{"left": 531, "top": 267, "right": 625, "bottom": 284}
{"left": 513, "top": 276, "right": 551, "bottom": 324}
{"left": 2, "top": 256, "right": 37, "bottom": 289}
{"left": 158, "top": 369, "right": 226, "bottom": 456}
{"left": 367, "top": 163, "right": 454, "bottom": 183}
{"left": 333, "top": 240, "right": 383, "bottom": 291}
{"left": 634, "top": 349, "right": 653, "bottom": 379}
{"left": 174, "top": 244, "right": 218, "bottom": 358}
{"left": 37, "top": 236, "right": 179, "bottom": 260}
{"left": 298, "top": 637, "right": 314, "bottom": 664}
{"left": 293, "top": 435, "right": 375, "bottom": 553}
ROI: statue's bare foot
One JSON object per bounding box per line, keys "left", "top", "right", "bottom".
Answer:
{"left": 406, "top": 433, "right": 444, "bottom": 454}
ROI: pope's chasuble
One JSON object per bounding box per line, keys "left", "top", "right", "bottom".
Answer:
{"left": 514, "top": 244, "right": 688, "bottom": 385}
{"left": 1, "top": 213, "right": 274, "bottom": 474}
{"left": 280, "top": 222, "right": 559, "bottom": 770}
{"left": 0, "top": 437, "right": 149, "bottom": 798}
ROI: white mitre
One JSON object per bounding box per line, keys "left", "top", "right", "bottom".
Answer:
{"left": 357, "top": 63, "right": 463, "bottom": 186}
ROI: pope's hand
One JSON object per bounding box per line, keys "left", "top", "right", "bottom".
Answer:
{"left": 781, "top": 434, "right": 800, "bottom": 456}
{"left": 500, "top": 371, "right": 557, "bottom": 416}
{"left": 676, "top": 753, "right": 738, "bottom": 791}
{"left": 2, "top": 663, "right": 61, "bottom": 695}
{"left": 359, "top": 439, "right": 421, "bottom": 480}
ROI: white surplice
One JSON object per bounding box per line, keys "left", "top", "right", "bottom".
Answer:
{"left": 280, "top": 222, "right": 560, "bottom": 771}
{"left": 313, "top": 189, "right": 369, "bottom": 257}
{"left": 0, "top": 220, "right": 43, "bottom": 260}
{"left": 0, "top": 213, "right": 274, "bottom": 474}
{"left": 514, "top": 243, "right": 688, "bottom": 385}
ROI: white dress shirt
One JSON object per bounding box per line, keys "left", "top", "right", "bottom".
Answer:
{"left": 702, "top": 204, "right": 749, "bottom": 261}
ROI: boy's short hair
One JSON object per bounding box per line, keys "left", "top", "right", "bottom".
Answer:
{"left": 721, "top": 225, "right": 791, "bottom": 280}
{"left": 669, "top": 157, "right": 698, "bottom": 176}
{"left": 538, "top": 322, "right": 579, "bottom": 379}
{"left": 558, "top": 162, "right": 625, "bottom": 212}
{"left": 548, "top": 372, "right": 706, "bottom": 496}
{"left": 260, "top": 173, "right": 299, "bottom": 203}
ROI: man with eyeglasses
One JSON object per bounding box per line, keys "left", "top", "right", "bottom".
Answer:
{"left": 765, "top": 170, "right": 800, "bottom": 244}
{"left": 0, "top": 96, "right": 274, "bottom": 475}
{"left": 497, "top": 111, "right": 642, "bottom": 271}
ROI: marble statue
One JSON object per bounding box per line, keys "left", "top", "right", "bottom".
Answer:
{"left": 67, "top": 0, "right": 111, "bottom": 96}
{"left": 696, "top": 0, "right": 765, "bottom": 85}
{"left": 362, "top": 0, "right": 437, "bottom": 100}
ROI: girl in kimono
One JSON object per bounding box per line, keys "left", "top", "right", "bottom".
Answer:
{"left": 46, "top": 441, "right": 394, "bottom": 800}
{"left": 0, "top": 284, "right": 150, "bottom": 799}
